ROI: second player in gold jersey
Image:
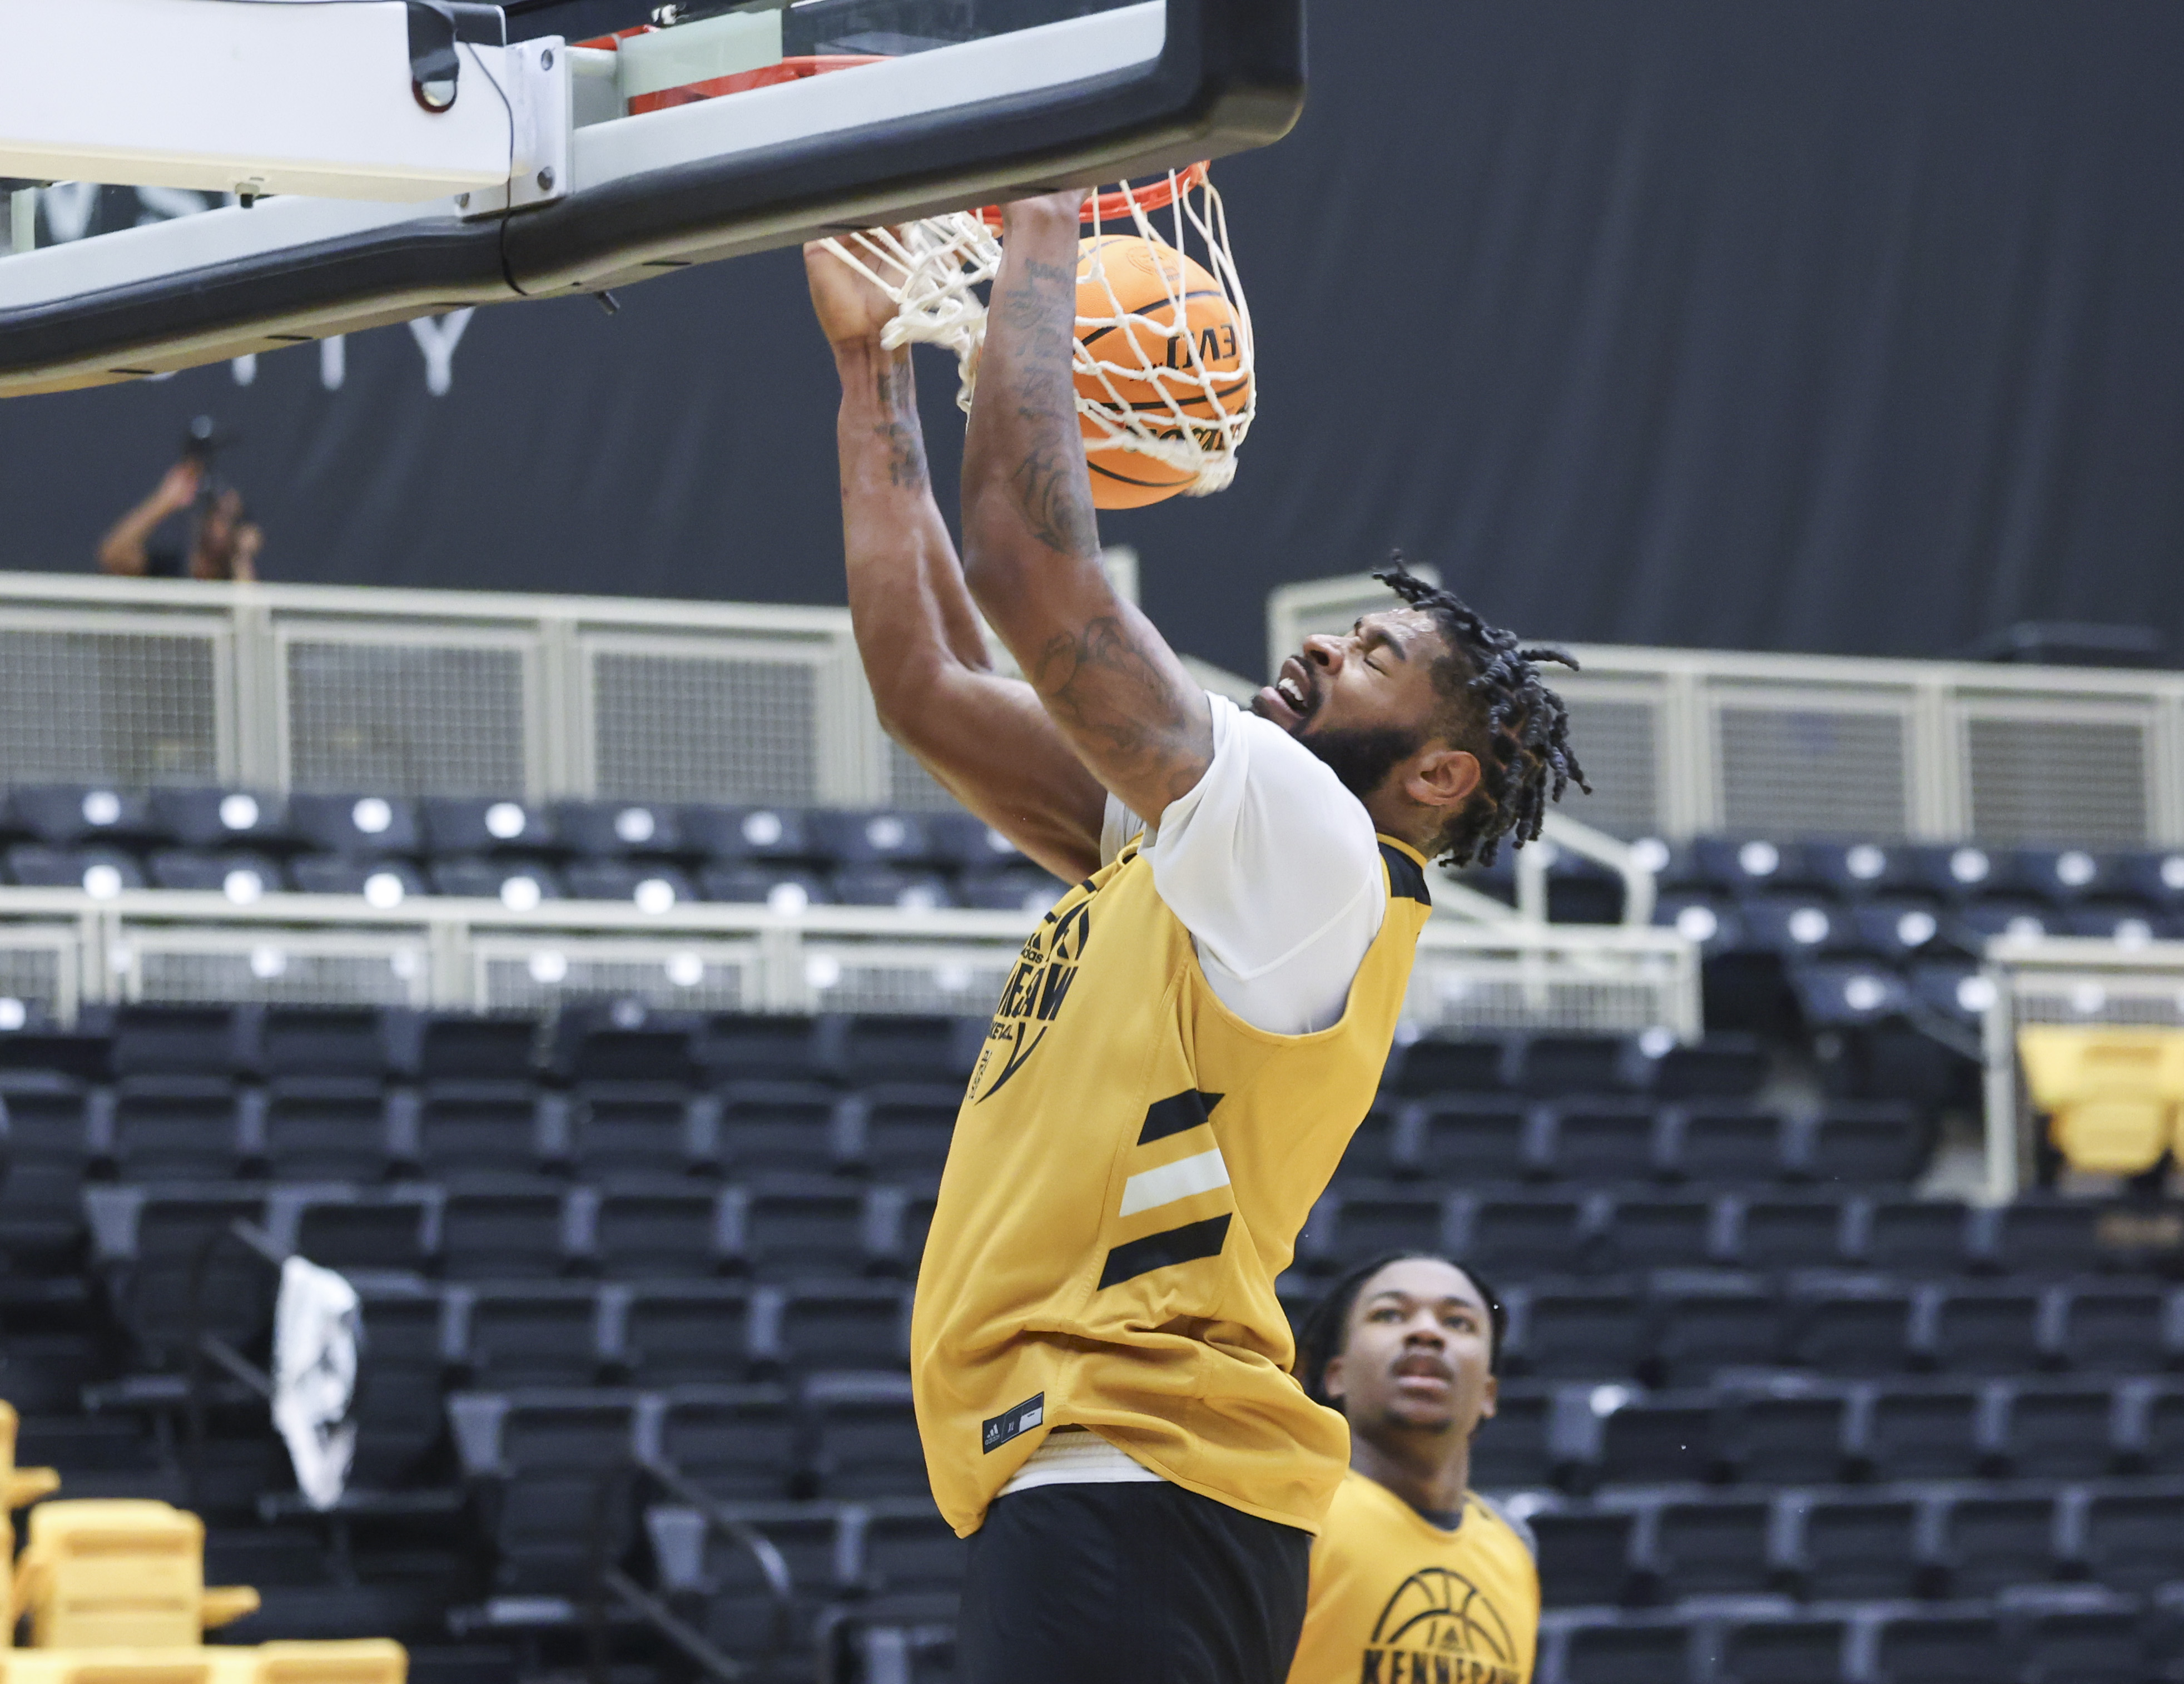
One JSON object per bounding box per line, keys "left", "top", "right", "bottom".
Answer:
{"left": 1289, "top": 1256, "right": 1540, "bottom": 1684}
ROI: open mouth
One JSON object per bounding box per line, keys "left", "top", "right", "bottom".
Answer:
{"left": 1253, "top": 655, "right": 1317, "bottom": 729}
{"left": 1392, "top": 1353, "right": 1456, "bottom": 1389}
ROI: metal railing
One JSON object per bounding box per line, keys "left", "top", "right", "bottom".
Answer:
{"left": 0, "top": 884, "right": 1698, "bottom": 1041}
{"left": 1272, "top": 572, "right": 2184, "bottom": 848}
{"left": 0, "top": 569, "right": 906, "bottom": 807}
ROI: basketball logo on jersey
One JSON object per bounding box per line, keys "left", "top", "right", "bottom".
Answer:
{"left": 972, "top": 885, "right": 1094, "bottom": 1102}
{"left": 1361, "top": 1567, "right": 1520, "bottom": 1684}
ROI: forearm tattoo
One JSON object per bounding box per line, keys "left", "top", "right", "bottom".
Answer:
{"left": 997, "top": 255, "right": 1098, "bottom": 556}
{"left": 871, "top": 355, "right": 929, "bottom": 492}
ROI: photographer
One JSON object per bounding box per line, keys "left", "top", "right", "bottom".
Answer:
{"left": 97, "top": 426, "right": 261, "bottom": 581}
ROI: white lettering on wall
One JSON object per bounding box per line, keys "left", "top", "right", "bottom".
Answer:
{"left": 320, "top": 335, "right": 346, "bottom": 392}
{"left": 408, "top": 309, "right": 474, "bottom": 397}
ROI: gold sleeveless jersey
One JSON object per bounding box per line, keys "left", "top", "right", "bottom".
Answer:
{"left": 1287, "top": 1471, "right": 1539, "bottom": 1684}
{"left": 910, "top": 833, "right": 1433, "bottom": 1538}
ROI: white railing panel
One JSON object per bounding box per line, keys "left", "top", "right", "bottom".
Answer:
{"left": 579, "top": 631, "right": 842, "bottom": 807}
{"left": 1708, "top": 685, "right": 1915, "bottom": 841}
{"left": 1958, "top": 696, "right": 2155, "bottom": 848}
{"left": 274, "top": 621, "right": 539, "bottom": 798}
{"left": 1552, "top": 681, "right": 1669, "bottom": 840}
{"left": 0, "top": 908, "right": 85, "bottom": 1024}
{"left": 0, "top": 607, "right": 231, "bottom": 789}
{"left": 0, "top": 885, "right": 1687, "bottom": 1037}
{"left": 472, "top": 935, "right": 763, "bottom": 1016}
{"left": 1407, "top": 923, "right": 1698, "bottom": 1042}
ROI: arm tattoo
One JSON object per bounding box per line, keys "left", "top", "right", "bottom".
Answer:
{"left": 1031, "top": 615, "right": 1209, "bottom": 803}
{"left": 872, "top": 358, "right": 929, "bottom": 492}
{"left": 995, "top": 256, "right": 1098, "bottom": 554}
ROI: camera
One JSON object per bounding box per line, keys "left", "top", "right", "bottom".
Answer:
{"left": 180, "top": 414, "right": 231, "bottom": 465}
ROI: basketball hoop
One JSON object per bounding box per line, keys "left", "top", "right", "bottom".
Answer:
{"left": 822, "top": 164, "right": 1256, "bottom": 503}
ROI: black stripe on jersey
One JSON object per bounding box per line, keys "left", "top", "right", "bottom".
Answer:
{"left": 1138, "top": 1088, "right": 1225, "bottom": 1145}
{"left": 1378, "top": 841, "right": 1431, "bottom": 905}
{"left": 1098, "top": 1213, "right": 1232, "bottom": 1290}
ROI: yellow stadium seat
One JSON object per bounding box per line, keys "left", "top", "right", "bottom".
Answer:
{"left": 251, "top": 1642, "right": 407, "bottom": 1684}
{"left": 2019, "top": 1025, "right": 2184, "bottom": 1175}
{"left": 0, "top": 1644, "right": 405, "bottom": 1684}
{"left": 0, "top": 1403, "right": 62, "bottom": 1514}
{"left": 12, "top": 1502, "right": 258, "bottom": 1651}
{"left": 0, "top": 1398, "right": 64, "bottom": 1652}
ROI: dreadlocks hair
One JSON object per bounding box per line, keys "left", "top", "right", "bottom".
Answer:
{"left": 1292, "top": 1251, "right": 1507, "bottom": 1408}
{"left": 1372, "top": 555, "right": 1589, "bottom": 868}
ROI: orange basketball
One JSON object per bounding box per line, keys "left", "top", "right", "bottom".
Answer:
{"left": 1073, "top": 234, "right": 1251, "bottom": 509}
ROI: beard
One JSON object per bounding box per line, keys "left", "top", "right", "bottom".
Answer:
{"left": 1298, "top": 721, "right": 1422, "bottom": 805}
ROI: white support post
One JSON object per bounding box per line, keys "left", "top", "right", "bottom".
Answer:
{"left": 6, "top": 187, "right": 33, "bottom": 254}
{"left": 1980, "top": 961, "right": 2021, "bottom": 1206}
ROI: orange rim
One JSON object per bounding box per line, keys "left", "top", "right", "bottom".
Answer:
{"left": 979, "top": 162, "right": 1212, "bottom": 230}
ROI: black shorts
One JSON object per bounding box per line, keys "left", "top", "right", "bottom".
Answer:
{"left": 957, "top": 1480, "right": 1312, "bottom": 1684}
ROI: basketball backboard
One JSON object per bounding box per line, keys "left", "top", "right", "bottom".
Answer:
{"left": 0, "top": 0, "right": 1303, "bottom": 398}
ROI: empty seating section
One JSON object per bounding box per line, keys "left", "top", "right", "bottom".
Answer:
{"left": 0, "top": 786, "right": 1060, "bottom": 914}
{"left": 0, "top": 974, "right": 2177, "bottom": 1681}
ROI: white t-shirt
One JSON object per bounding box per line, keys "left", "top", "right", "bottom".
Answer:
{"left": 999, "top": 692, "right": 1391, "bottom": 1500}
{"left": 1101, "top": 690, "right": 1389, "bottom": 1035}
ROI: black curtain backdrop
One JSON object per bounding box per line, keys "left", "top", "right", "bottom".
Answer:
{"left": 2, "top": 0, "right": 2180, "bottom": 680}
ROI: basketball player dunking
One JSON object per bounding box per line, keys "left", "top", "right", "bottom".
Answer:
{"left": 1290, "top": 1255, "right": 1541, "bottom": 1684}
{"left": 805, "top": 191, "right": 1585, "bottom": 1684}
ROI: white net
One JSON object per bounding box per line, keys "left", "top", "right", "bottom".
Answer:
{"left": 821, "top": 165, "right": 1256, "bottom": 501}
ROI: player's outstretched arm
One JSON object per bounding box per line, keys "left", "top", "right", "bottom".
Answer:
{"left": 959, "top": 194, "right": 1213, "bottom": 825}
{"left": 806, "top": 242, "right": 1109, "bottom": 881}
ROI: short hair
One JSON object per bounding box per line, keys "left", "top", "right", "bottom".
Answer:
{"left": 1293, "top": 1251, "right": 1507, "bottom": 1406}
{"left": 1374, "top": 558, "right": 1587, "bottom": 868}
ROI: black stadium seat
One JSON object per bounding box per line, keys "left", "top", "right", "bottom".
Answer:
{"left": 1858, "top": 1383, "right": 1987, "bottom": 1482}
{"left": 1669, "top": 1106, "right": 1786, "bottom": 1184}
{"left": 448, "top": 1388, "right": 642, "bottom": 1594}
{"left": 1787, "top": 1493, "right": 1923, "bottom": 1599}
{"left": 570, "top": 1086, "right": 706, "bottom": 1181}
{"left": 553, "top": 799, "right": 684, "bottom": 858}
{"left": 1715, "top": 1614, "right": 1849, "bottom": 1684}
{"left": 1545, "top": 1101, "right": 1662, "bottom": 1182}
{"left": 1996, "top": 1382, "right": 2116, "bottom": 1479}
{"left": 643, "top": 1385, "right": 799, "bottom": 1503}
{"left": 1649, "top": 1273, "right": 1781, "bottom": 1383}
{"left": 1386, "top": 1036, "right": 1507, "bottom": 1096}
{"left": 592, "top": 1183, "right": 727, "bottom": 1279}
{"left": 1596, "top": 1394, "right": 1715, "bottom": 1486}
{"left": 1788, "top": 1278, "right": 1914, "bottom": 1376}
{"left": 1414, "top": 1096, "right": 1537, "bottom": 1181}
{"left": 1869, "top": 1611, "right": 2003, "bottom": 1684}
{"left": 1556, "top": 1618, "right": 1692, "bottom": 1684}
{"left": 1716, "top": 1381, "right": 1851, "bottom": 1485}
{"left": 1456, "top": 1192, "right": 1595, "bottom": 1275}
{"left": 440, "top": 1185, "right": 571, "bottom": 1281}
{"left": 1649, "top": 1497, "right": 1774, "bottom": 1599}
{"left": 289, "top": 793, "right": 423, "bottom": 855}
{"left": 1532, "top": 1509, "right": 1637, "bottom": 1608}
{"left": 614, "top": 1285, "right": 757, "bottom": 1389}
{"left": 716, "top": 1082, "right": 845, "bottom": 1178}
{"left": 454, "top": 1284, "right": 605, "bottom": 1389}
{"left": 805, "top": 1371, "right": 925, "bottom": 1498}
{"left": 262, "top": 1077, "right": 396, "bottom": 1181}
{"left": 1936, "top": 1490, "right": 2059, "bottom": 1597}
